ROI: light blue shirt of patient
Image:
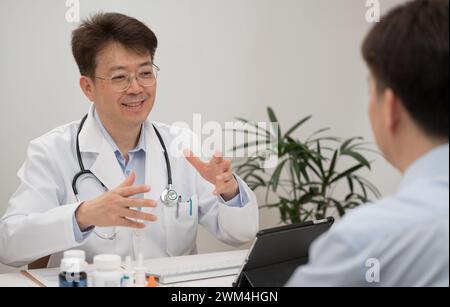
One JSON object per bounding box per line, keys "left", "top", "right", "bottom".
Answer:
{"left": 72, "top": 109, "right": 249, "bottom": 242}
{"left": 287, "top": 144, "right": 449, "bottom": 287}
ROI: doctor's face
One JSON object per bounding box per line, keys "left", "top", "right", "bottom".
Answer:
{"left": 84, "top": 42, "right": 157, "bottom": 130}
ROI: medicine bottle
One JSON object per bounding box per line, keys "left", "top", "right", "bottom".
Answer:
{"left": 92, "top": 254, "right": 123, "bottom": 287}
{"left": 59, "top": 258, "right": 87, "bottom": 287}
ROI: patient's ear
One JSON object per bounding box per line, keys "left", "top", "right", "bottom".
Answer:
{"left": 79, "top": 76, "right": 95, "bottom": 102}
{"left": 382, "top": 88, "right": 401, "bottom": 135}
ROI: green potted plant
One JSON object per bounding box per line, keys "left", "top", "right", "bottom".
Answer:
{"left": 230, "top": 107, "right": 381, "bottom": 224}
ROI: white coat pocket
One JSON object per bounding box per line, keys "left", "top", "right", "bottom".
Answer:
{"left": 164, "top": 195, "right": 199, "bottom": 257}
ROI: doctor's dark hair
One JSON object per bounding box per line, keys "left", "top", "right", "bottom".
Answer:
{"left": 362, "top": 0, "right": 449, "bottom": 139}
{"left": 71, "top": 12, "right": 158, "bottom": 78}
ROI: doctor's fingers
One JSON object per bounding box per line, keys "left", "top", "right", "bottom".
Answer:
{"left": 120, "top": 197, "right": 157, "bottom": 209}
{"left": 117, "top": 218, "right": 146, "bottom": 229}
{"left": 115, "top": 184, "right": 151, "bottom": 197}
{"left": 216, "top": 170, "right": 234, "bottom": 184}
{"left": 216, "top": 159, "right": 231, "bottom": 172}
{"left": 213, "top": 180, "right": 236, "bottom": 195}
{"left": 214, "top": 173, "right": 235, "bottom": 193}
{"left": 212, "top": 152, "right": 224, "bottom": 164}
{"left": 118, "top": 208, "right": 157, "bottom": 222}
{"left": 118, "top": 171, "right": 136, "bottom": 188}
{"left": 184, "top": 150, "right": 208, "bottom": 171}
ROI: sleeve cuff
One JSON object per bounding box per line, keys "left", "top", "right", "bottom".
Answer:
{"left": 72, "top": 205, "right": 94, "bottom": 243}
{"left": 218, "top": 174, "right": 251, "bottom": 208}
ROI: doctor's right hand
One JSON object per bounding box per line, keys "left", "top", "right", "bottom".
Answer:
{"left": 75, "top": 171, "right": 157, "bottom": 231}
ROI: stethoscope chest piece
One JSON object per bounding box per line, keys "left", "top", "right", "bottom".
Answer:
{"left": 161, "top": 185, "right": 179, "bottom": 207}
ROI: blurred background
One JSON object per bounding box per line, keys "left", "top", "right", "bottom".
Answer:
{"left": 0, "top": 0, "right": 406, "bottom": 273}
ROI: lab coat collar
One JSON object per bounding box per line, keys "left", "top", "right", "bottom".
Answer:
{"left": 93, "top": 108, "right": 147, "bottom": 155}
{"left": 78, "top": 105, "right": 165, "bottom": 191}
{"left": 78, "top": 105, "right": 104, "bottom": 154}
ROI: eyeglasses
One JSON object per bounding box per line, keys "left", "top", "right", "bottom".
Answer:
{"left": 95, "top": 64, "right": 160, "bottom": 93}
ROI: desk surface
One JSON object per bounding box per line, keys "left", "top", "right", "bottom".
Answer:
{"left": 0, "top": 272, "right": 39, "bottom": 287}
{"left": 0, "top": 250, "right": 248, "bottom": 287}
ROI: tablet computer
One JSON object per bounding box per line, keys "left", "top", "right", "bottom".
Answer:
{"left": 233, "top": 217, "right": 334, "bottom": 287}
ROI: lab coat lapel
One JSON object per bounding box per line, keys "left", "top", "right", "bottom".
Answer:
{"left": 78, "top": 106, "right": 125, "bottom": 190}
{"left": 135, "top": 121, "right": 167, "bottom": 258}
{"left": 143, "top": 122, "right": 167, "bottom": 201}
{"left": 90, "top": 142, "right": 125, "bottom": 190}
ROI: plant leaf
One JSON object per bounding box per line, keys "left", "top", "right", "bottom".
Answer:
{"left": 346, "top": 175, "right": 354, "bottom": 194}
{"left": 329, "top": 164, "right": 365, "bottom": 185}
{"left": 340, "top": 137, "right": 364, "bottom": 152}
{"left": 269, "top": 159, "right": 288, "bottom": 192}
{"left": 284, "top": 116, "right": 312, "bottom": 139}
{"left": 331, "top": 199, "right": 346, "bottom": 217}
{"left": 355, "top": 175, "right": 382, "bottom": 198}
{"left": 340, "top": 150, "right": 371, "bottom": 170}
{"left": 267, "top": 107, "right": 282, "bottom": 142}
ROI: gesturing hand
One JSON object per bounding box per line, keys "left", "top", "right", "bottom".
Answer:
{"left": 184, "top": 150, "right": 239, "bottom": 201}
{"left": 75, "top": 171, "right": 158, "bottom": 231}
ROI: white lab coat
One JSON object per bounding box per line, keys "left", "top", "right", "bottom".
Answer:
{"left": 0, "top": 106, "right": 259, "bottom": 268}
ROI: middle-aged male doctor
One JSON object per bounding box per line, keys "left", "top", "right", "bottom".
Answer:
{"left": 0, "top": 13, "right": 259, "bottom": 268}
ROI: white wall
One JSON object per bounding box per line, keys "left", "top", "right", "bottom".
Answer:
{"left": 0, "top": 0, "right": 405, "bottom": 273}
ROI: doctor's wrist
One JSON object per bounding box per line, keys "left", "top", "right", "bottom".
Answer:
{"left": 220, "top": 180, "right": 240, "bottom": 201}
{"left": 75, "top": 202, "right": 93, "bottom": 231}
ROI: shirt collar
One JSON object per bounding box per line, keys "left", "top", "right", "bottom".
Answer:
{"left": 93, "top": 108, "right": 146, "bottom": 155}
{"left": 401, "top": 143, "right": 449, "bottom": 189}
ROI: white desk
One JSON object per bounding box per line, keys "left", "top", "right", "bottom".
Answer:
{"left": 0, "top": 272, "right": 39, "bottom": 287}
{"left": 0, "top": 250, "right": 248, "bottom": 287}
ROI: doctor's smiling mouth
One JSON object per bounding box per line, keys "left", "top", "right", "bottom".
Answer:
{"left": 0, "top": 12, "right": 260, "bottom": 268}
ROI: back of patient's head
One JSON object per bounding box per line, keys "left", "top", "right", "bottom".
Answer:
{"left": 362, "top": 0, "right": 449, "bottom": 140}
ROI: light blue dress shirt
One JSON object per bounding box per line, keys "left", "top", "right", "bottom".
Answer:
{"left": 73, "top": 110, "right": 248, "bottom": 242}
{"left": 287, "top": 144, "right": 449, "bottom": 287}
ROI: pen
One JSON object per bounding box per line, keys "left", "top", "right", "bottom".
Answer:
{"left": 189, "top": 197, "right": 193, "bottom": 217}
{"left": 177, "top": 196, "right": 181, "bottom": 219}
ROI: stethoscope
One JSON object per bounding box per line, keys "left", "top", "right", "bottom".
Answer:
{"left": 72, "top": 114, "right": 179, "bottom": 240}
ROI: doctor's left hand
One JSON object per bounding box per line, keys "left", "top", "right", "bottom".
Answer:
{"left": 75, "top": 171, "right": 158, "bottom": 231}
{"left": 184, "top": 150, "right": 240, "bottom": 201}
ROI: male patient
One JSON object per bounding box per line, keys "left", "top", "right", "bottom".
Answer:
{"left": 287, "top": 0, "right": 449, "bottom": 287}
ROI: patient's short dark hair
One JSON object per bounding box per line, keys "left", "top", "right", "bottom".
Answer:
{"left": 72, "top": 12, "right": 158, "bottom": 78}
{"left": 362, "top": 0, "right": 449, "bottom": 139}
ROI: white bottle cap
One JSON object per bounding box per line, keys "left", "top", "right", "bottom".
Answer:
{"left": 93, "top": 254, "right": 122, "bottom": 271}
{"left": 60, "top": 258, "right": 85, "bottom": 273}
{"left": 63, "top": 250, "right": 86, "bottom": 261}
